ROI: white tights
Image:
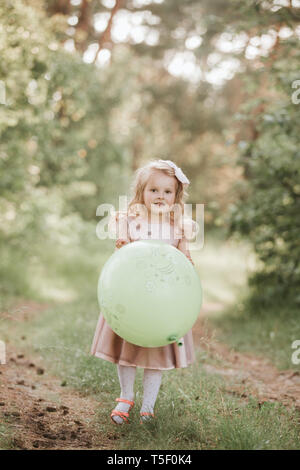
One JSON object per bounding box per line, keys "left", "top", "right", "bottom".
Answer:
{"left": 111, "top": 364, "right": 162, "bottom": 424}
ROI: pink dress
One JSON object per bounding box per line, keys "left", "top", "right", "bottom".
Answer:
{"left": 90, "top": 214, "right": 196, "bottom": 370}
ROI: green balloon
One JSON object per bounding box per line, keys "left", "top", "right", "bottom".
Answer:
{"left": 97, "top": 240, "right": 202, "bottom": 347}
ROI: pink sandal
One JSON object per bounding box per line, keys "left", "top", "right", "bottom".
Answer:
{"left": 110, "top": 398, "right": 135, "bottom": 425}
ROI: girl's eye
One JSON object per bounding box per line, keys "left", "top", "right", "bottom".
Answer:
{"left": 166, "top": 191, "right": 171, "bottom": 194}
{"left": 151, "top": 189, "right": 157, "bottom": 192}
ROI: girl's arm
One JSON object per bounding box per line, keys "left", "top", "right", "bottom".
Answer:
{"left": 177, "top": 236, "right": 195, "bottom": 266}
{"left": 114, "top": 212, "right": 130, "bottom": 251}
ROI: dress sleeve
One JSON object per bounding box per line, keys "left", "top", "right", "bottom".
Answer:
{"left": 182, "top": 217, "right": 197, "bottom": 242}
{"left": 177, "top": 218, "right": 197, "bottom": 265}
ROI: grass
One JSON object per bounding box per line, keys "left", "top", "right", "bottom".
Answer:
{"left": 10, "top": 305, "right": 300, "bottom": 449}
{"left": 193, "top": 235, "right": 300, "bottom": 371}
{"left": 0, "top": 422, "right": 15, "bottom": 450}
{"left": 92, "top": 365, "right": 299, "bottom": 450}
{"left": 1, "top": 231, "right": 298, "bottom": 450}
{"left": 195, "top": 236, "right": 255, "bottom": 306}
{"left": 209, "top": 300, "right": 300, "bottom": 370}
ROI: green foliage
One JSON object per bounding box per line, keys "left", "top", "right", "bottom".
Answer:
{"left": 0, "top": 0, "right": 127, "bottom": 294}
{"left": 1, "top": 0, "right": 300, "bottom": 315}
{"left": 228, "top": 38, "right": 300, "bottom": 308}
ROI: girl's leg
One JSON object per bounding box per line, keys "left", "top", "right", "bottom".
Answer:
{"left": 112, "top": 364, "right": 136, "bottom": 424}
{"left": 140, "top": 368, "right": 163, "bottom": 421}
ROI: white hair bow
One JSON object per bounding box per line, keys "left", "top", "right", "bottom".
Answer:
{"left": 158, "top": 160, "right": 190, "bottom": 186}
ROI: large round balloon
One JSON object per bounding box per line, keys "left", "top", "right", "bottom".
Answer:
{"left": 97, "top": 240, "right": 202, "bottom": 347}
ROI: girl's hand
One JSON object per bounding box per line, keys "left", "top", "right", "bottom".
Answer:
{"left": 186, "top": 254, "right": 195, "bottom": 266}
{"left": 116, "top": 238, "right": 130, "bottom": 249}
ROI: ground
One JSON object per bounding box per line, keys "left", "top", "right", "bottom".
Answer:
{"left": 194, "top": 303, "right": 300, "bottom": 410}
{"left": 0, "top": 301, "right": 299, "bottom": 449}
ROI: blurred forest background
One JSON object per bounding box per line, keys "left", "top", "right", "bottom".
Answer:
{"left": 1, "top": 0, "right": 300, "bottom": 451}
{"left": 0, "top": 0, "right": 300, "bottom": 321}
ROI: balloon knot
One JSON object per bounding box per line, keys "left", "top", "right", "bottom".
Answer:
{"left": 168, "top": 335, "right": 183, "bottom": 346}
{"left": 167, "top": 335, "right": 177, "bottom": 342}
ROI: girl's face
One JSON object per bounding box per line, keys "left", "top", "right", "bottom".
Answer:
{"left": 143, "top": 170, "right": 177, "bottom": 216}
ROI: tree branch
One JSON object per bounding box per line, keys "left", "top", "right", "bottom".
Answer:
{"left": 92, "top": 0, "right": 125, "bottom": 64}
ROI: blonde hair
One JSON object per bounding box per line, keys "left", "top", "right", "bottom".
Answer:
{"left": 128, "top": 159, "right": 189, "bottom": 228}
{"left": 111, "top": 160, "right": 196, "bottom": 240}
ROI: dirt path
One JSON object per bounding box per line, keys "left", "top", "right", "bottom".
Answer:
{"left": 0, "top": 349, "right": 115, "bottom": 449}
{"left": 0, "top": 300, "right": 299, "bottom": 449}
{"left": 193, "top": 303, "right": 300, "bottom": 410}
{"left": 0, "top": 302, "right": 117, "bottom": 450}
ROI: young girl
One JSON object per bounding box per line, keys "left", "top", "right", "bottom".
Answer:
{"left": 90, "top": 159, "right": 197, "bottom": 424}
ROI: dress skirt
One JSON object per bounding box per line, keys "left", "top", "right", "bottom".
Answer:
{"left": 90, "top": 312, "right": 196, "bottom": 370}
